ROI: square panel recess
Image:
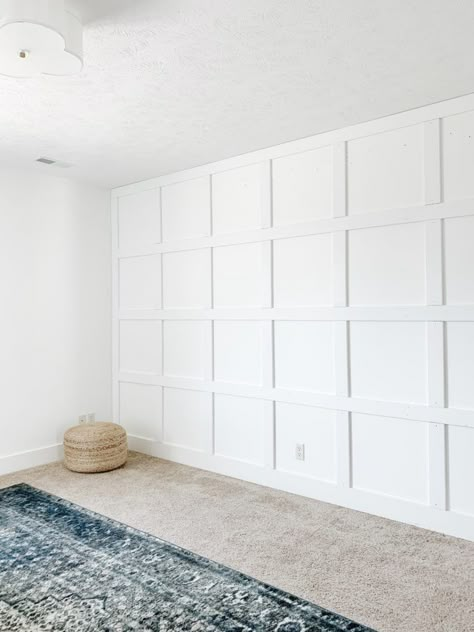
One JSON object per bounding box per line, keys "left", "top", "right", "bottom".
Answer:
{"left": 214, "top": 321, "right": 264, "bottom": 386}
{"left": 446, "top": 322, "right": 474, "bottom": 410}
{"left": 161, "top": 176, "right": 210, "bottom": 241}
{"left": 212, "top": 163, "right": 266, "bottom": 234}
{"left": 163, "top": 388, "right": 212, "bottom": 452}
{"left": 214, "top": 394, "right": 266, "bottom": 466}
{"left": 444, "top": 215, "right": 474, "bottom": 305}
{"left": 350, "top": 321, "right": 427, "bottom": 404}
{"left": 347, "top": 124, "right": 424, "bottom": 214}
{"left": 348, "top": 222, "right": 426, "bottom": 305}
{"left": 273, "top": 234, "right": 333, "bottom": 307}
{"left": 213, "top": 242, "right": 267, "bottom": 308}
{"left": 162, "top": 249, "right": 211, "bottom": 309}
{"left": 352, "top": 413, "right": 428, "bottom": 503}
{"left": 119, "top": 254, "right": 161, "bottom": 310}
{"left": 274, "top": 321, "right": 335, "bottom": 393}
{"left": 442, "top": 110, "right": 474, "bottom": 202}
{"left": 447, "top": 425, "right": 474, "bottom": 516}
{"left": 118, "top": 189, "right": 160, "bottom": 250}
{"left": 272, "top": 146, "right": 333, "bottom": 226}
{"left": 275, "top": 402, "right": 336, "bottom": 482}
{"left": 119, "top": 320, "right": 162, "bottom": 374}
{"left": 163, "top": 320, "right": 211, "bottom": 380}
{"left": 119, "top": 382, "right": 162, "bottom": 441}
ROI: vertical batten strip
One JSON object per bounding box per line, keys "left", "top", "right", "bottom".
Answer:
{"left": 262, "top": 241, "right": 273, "bottom": 309}
{"left": 334, "top": 234, "right": 351, "bottom": 490}
{"left": 425, "top": 171, "right": 447, "bottom": 508}
{"left": 426, "top": 321, "right": 448, "bottom": 510}
{"left": 332, "top": 141, "right": 347, "bottom": 218}
{"left": 423, "top": 119, "right": 442, "bottom": 205}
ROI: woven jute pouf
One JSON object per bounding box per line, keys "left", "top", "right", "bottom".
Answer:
{"left": 64, "top": 422, "right": 128, "bottom": 473}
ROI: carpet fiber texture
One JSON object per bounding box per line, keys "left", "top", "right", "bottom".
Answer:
{"left": 0, "top": 483, "right": 375, "bottom": 631}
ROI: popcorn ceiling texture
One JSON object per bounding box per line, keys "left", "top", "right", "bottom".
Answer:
{"left": 1, "top": 0, "right": 474, "bottom": 187}
{"left": 1, "top": 453, "right": 473, "bottom": 632}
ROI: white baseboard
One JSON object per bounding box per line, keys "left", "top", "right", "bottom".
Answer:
{"left": 0, "top": 444, "right": 64, "bottom": 477}
{"left": 128, "top": 435, "right": 474, "bottom": 543}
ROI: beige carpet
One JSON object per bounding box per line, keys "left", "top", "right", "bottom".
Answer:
{"left": 1, "top": 452, "right": 473, "bottom": 632}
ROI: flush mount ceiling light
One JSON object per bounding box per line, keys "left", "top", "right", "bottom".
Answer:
{"left": 0, "top": 0, "right": 82, "bottom": 77}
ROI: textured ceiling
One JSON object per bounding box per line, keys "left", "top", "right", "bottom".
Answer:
{"left": 1, "top": 0, "right": 474, "bottom": 188}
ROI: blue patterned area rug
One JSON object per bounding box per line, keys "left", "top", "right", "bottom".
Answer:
{"left": 0, "top": 484, "right": 376, "bottom": 631}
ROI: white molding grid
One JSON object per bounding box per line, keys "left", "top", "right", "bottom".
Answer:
{"left": 112, "top": 94, "right": 474, "bottom": 542}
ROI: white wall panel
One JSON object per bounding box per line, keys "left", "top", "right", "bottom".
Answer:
{"left": 444, "top": 215, "right": 474, "bottom": 305}
{"left": 347, "top": 125, "right": 424, "bottom": 214}
{"left": 163, "top": 320, "right": 211, "bottom": 380}
{"left": 119, "top": 254, "right": 161, "bottom": 310}
{"left": 212, "top": 163, "right": 266, "bottom": 234}
{"left": 163, "top": 388, "right": 212, "bottom": 452}
{"left": 273, "top": 234, "right": 333, "bottom": 307}
{"left": 348, "top": 223, "right": 426, "bottom": 305}
{"left": 274, "top": 321, "right": 335, "bottom": 393}
{"left": 118, "top": 188, "right": 160, "bottom": 249}
{"left": 448, "top": 425, "right": 474, "bottom": 516}
{"left": 162, "top": 177, "right": 210, "bottom": 241}
{"left": 272, "top": 147, "right": 333, "bottom": 226}
{"left": 214, "top": 394, "right": 266, "bottom": 465}
{"left": 350, "top": 322, "right": 427, "bottom": 404}
{"left": 213, "top": 243, "right": 266, "bottom": 307}
{"left": 275, "top": 402, "right": 336, "bottom": 482}
{"left": 443, "top": 110, "right": 474, "bottom": 202}
{"left": 119, "top": 382, "right": 162, "bottom": 440}
{"left": 446, "top": 322, "right": 474, "bottom": 410}
{"left": 162, "top": 249, "right": 211, "bottom": 308}
{"left": 214, "top": 321, "right": 263, "bottom": 385}
{"left": 120, "top": 320, "right": 162, "bottom": 374}
{"left": 113, "top": 94, "right": 474, "bottom": 541}
{"left": 352, "top": 413, "right": 429, "bottom": 503}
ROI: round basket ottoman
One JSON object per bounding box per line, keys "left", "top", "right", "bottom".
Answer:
{"left": 64, "top": 422, "right": 128, "bottom": 473}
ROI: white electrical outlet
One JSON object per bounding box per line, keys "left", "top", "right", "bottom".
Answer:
{"left": 78, "top": 414, "right": 87, "bottom": 425}
{"left": 87, "top": 412, "right": 96, "bottom": 424}
{"left": 295, "top": 443, "right": 305, "bottom": 461}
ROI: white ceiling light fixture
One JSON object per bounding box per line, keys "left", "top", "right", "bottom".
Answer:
{"left": 0, "top": 0, "right": 82, "bottom": 77}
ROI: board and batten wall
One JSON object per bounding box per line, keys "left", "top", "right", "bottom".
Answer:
{"left": 112, "top": 93, "right": 474, "bottom": 541}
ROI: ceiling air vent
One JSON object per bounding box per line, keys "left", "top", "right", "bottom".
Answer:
{"left": 36, "top": 157, "right": 72, "bottom": 168}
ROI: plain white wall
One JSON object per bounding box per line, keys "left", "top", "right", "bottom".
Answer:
{"left": 111, "top": 93, "right": 474, "bottom": 542}
{"left": 0, "top": 168, "right": 112, "bottom": 472}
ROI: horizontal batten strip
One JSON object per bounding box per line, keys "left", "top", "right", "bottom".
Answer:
{"left": 117, "top": 372, "right": 474, "bottom": 429}
{"left": 116, "top": 199, "right": 474, "bottom": 259}
{"left": 118, "top": 305, "right": 474, "bottom": 322}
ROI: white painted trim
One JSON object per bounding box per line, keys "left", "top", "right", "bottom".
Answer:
{"left": 336, "top": 411, "right": 351, "bottom": 488}
{"left": 114, "top": 93, "right": 474, "bottom": 544}
{"left": 125, "top": 435, "right": 473, "bottom": 542}
{"left": 118, "top": 305, "right": 474, "bottom": 322}
{"left": 116, "top": 199, "right": 474, "bottom": 260}
{"left": 118, "top": 372, "right": 474, "bottom": 429}
{"left": 112, "top": 92, "right": 474, "bottom": 198}
{"left": 0, "top": 444, "right": 63, "bottom": 477}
